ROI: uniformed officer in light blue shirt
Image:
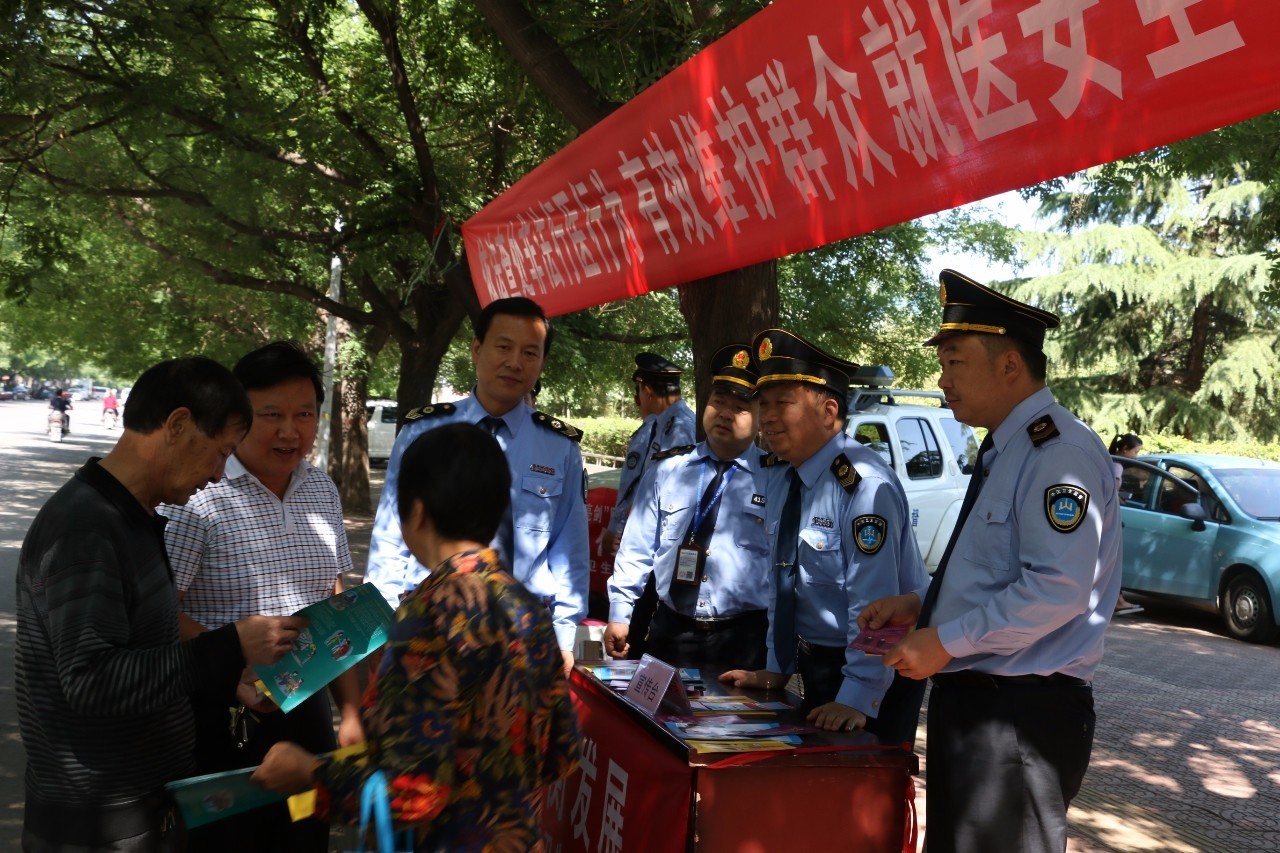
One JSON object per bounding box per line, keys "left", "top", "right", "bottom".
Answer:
{"left": 861, "top": 269, "right": 1122, "bottom": 853}
{"left": 601, "top": 353, "right": 697, "bottom": 554}
{"left": 365, "top": 297, "right": 589, "bottom": 676}
{"left": 604, "top": 344, "right": 771, "bottom": 670}
{"left": 721, "top": 329, "right": 928, "bottom": 741}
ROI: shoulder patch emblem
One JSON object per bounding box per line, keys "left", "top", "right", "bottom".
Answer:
{"left": 1045, "top": 484, "right": 1089, "bottom": 533}
{"left": 626, "top": 451, "right": 640, "bottom": 470}
{"left": 760, "top": 452, "right": 784, "bottom": 468}
{"left": 532, "top": 411, "right": 583, "bottom": 443}
{"left": 1028, "top": 415, "right": 1059, "bottom": 447}
{"left": 652, "top": 444, "right": 695, "bottom": 461}
{"left": 402, "top": 402, "right": 455, "bottom": 422}
{"left": 831, "top": 453, "right": 861, "bottom": 492}
{"left": 854, "top": 515, "right": 887, "bottom": 555}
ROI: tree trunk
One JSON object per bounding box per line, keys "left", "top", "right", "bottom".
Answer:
{"left": 327, "top": 323, "right": 389, "bottom": 514}
{"left": 1185, "top": 293, "right": 1213, "bottom": 394}
{"left": 679, "top": 260, "right": 779, "bottom": 436}
{"left": 396, "top": 287, "right": 468, "bottom": 411}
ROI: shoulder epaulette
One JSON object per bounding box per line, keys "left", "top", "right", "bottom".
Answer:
{"left": 653, "top": 444, "right": 695, "bottom": 461}
{"left": 760, "top": 452, "right": 784, "bottom": 468}
{"left": 532, "top": 411, "right": 583, "bottom": 443}
{"left": 831, "top": 453, "right": 862, "bottom": 492}
{"left": 1028, "top": 415, "right": 1059, "bottom": 447}
{"left": 402, "top": 402, "right": 456, "bottom": 422}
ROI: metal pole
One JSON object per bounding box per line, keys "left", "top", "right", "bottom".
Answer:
{"left": 315, "top": 254, "right": 341, "bottom": 470}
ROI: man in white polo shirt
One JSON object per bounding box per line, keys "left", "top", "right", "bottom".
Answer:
{"left": 162, "top": 342, "right": 362, "bottom": 853}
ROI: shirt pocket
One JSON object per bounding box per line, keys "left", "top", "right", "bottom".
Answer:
{"left": 735, "top": 507, "right": 769, "bottom": 554}
{"left": 962, "top": 496, "right": 1014, "bottom": 571}
{"left": 514, "top": 473, "right": 563, "bottom": 533}
{"left": 658, "top": 502, "right": 694, "bottom": 543}
{"left": 798, "top": 527, "right": 844, "bottom": 587}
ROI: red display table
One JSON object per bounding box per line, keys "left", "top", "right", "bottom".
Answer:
{"left": 541, "top": 662, "right": 918, "bottom": 852}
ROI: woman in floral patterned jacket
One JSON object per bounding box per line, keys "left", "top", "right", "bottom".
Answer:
{"left": 255, "top": 423, "right": 579, "bottom": 851}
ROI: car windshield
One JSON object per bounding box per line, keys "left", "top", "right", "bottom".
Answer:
{"left": 1211, "top": 467, "right": 1280, "bottom": 520}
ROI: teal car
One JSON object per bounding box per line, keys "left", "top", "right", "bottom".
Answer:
{"left": 1115, "top": 453, "right": 1280, "bottom": 643}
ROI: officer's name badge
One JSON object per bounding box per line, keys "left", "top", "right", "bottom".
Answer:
{"left": 1045, "top": 484, "right": 1089, "bottom": 533}
{"left": 530, "top": 463, "right": 556, "bottom": 476}
{"left": 751, "top": 494, "right": 766, "bottom": 506}
{"left": 811, "top": 516, "right": 834, "bottom": 529}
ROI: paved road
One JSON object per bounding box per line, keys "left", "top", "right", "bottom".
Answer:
{"left": 1, "top": 399, "right": 1277, "bottom": 851}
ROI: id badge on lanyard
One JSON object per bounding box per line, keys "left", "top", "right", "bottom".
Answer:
{"left": 673, "top": 545, "right": 704, "bottom": 586}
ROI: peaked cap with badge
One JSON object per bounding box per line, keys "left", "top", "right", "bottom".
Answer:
{"left": 923, "top": 269, "right": 1061, "bottom": 348}
{"left": 752, "top": 329, "right": 859, "bottom": 404}
{"left": 632, "top": 352, "right": 684, "bottom": 395}
{"left": 709, "top": 343, "right": 759, "bottom": 400}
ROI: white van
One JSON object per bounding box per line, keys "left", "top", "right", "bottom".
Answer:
{"left": 844, "top": 367, "right": 979, "bottom": 574}
{"left": 365, "top": 399, "right": 400, "bottom": 465}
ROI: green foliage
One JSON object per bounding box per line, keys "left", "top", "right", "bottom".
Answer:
{"left": 575, "top": 416, "right": 643, "bottom": 460}
{"left": 1130, "top": 434, "right": 1280, "bottom": 465}
{"left": 1013, "top": 162, "right": 1280, "bottom": 443}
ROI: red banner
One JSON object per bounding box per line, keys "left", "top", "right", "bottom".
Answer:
{"left": 585, "top": 486, "right": 618, "bottom": 598}
{"left": 541, "top": 673, "right": 693, "bottom": 851}
{"left": 463, "top": 0, "right": 1280, "bottom": 316}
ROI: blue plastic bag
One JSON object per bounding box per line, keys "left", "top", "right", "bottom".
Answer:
{"left": 349, "top": 770, "right": 415, "bottom": 853}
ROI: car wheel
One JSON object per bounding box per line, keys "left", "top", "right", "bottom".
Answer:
{"left": 1222, "top": 573, "right": 1278, "bottom": 643}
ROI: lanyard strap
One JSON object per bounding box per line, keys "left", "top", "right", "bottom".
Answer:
{"left": 687, "top": 459, "right": 737, "bottom": 543}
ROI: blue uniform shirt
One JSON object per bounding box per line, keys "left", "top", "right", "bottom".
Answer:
{"left": 608, "top": 442, "right": 770, "bottom": 622}
{"left": 765, "top": 432, "right": 927, "bottom": 718}
{"left": 364, "top": 394, "right": 589, "bottom": 651}
{"left": 609, "top": 398, "right": 697, "bottom": 535}
{"left": 920, "top": 387, "right": 1121, "bottom": 680}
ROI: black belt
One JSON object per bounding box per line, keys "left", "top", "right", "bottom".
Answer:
{"left": 931, "top": 671, "right": 1090, "bottom": 689}
{"left": 25, "top": 791, "right": 178, "bottom": 844}
{"left": 796, "top": 638, "right": 845, "bottom": 661}
{"left": 657, "top": 603, "right": 765, "bottom": 635}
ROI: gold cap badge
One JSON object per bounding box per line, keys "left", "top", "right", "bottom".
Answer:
{"left": 758, "top": 338, "right": 773, "bottom": 360}
{"left": 732, "top": 349, "right": 749, "bottom": 369}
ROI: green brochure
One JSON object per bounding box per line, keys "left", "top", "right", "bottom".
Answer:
{"left": 166, "top": 767, "right": 281, "bottom": 828}
{"left": 254, "top": 583, "right": 396, "bottom": 713}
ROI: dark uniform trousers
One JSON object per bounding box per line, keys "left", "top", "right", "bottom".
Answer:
{"left": 924, "top": 673, "right": 1095, "bottom": 853}
{"left": 646, "top": 604, "right": 768, "bottom": 672}
{"left": 795, "top": 640, "right": 927, "bottom": 748}
{"left": 186, "top": 690, "right": 338, "bottom": 853}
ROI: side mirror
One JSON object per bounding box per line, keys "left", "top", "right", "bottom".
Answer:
{"left": 1180, "top": 502, "right": 1207, "bottom": 531}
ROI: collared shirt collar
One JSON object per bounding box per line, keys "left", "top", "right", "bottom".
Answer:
{"left": 463, "top": 390, "right": 527, "bottom": 438}
{"left": 794, "top": 430, "right": 846, "bottom": 488}
{"left": 990, "top": 386, "right": 1056, "bottom": 457}
{"left": 225, "top": 453, "right": 313, "bottom": 499}
{"left": 689, "top": 441, "right": 759, "bottom": 473}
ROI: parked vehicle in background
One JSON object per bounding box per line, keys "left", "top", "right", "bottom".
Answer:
{"left": 365, "top": 399, "right": 399, "bottom": 465}
{"left": 0, "top": 388, "right": 12, "bottom": 401}
{"left": 13, "top": 384, "right": 28, "bottom": 400}
{"left": 1115, "top": 453, "right": 1280, "bottom": 643}
{"left": 842, "top": 367, "right": 979, "bottom": 574}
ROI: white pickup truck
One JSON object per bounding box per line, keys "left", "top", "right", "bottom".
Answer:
{"left": 844, "top": 366, "right": 979, "bottom": 574}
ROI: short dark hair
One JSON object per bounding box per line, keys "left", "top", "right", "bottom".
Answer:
{"left": 473, "top": 297, "right": 554, "bottom": 356}
{"left": 123, "top": 357, "right": 252, "bottom": 437}
{"left": 234, "top": 341, "right": 324, "bottom": 404}
{"left": 397, "top": 423, "right": 511, "bottom": 544}
{"left": 978, "top": 334, "right": 1047, "bottom": 382}
{"left": 1109, "top": 433, "right": 1143, "bottom": 454}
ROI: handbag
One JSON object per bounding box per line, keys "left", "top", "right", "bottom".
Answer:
{"left": 348, "top": 770, "right": 415, "bottom": 853}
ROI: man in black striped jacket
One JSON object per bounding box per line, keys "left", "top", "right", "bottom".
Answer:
{"left": 16, "top": 357, "right": 307, "bottom": 853}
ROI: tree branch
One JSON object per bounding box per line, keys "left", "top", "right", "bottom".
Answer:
{"left": 112, "top": 202, "right": 374, "bottom": 325}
